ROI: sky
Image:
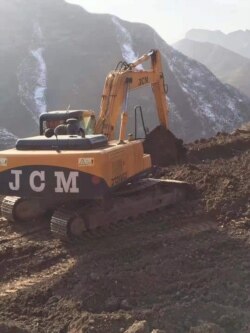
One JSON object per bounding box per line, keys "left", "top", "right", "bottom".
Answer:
{"left": 65, "top": 0, "right": 250, "bottom": 44}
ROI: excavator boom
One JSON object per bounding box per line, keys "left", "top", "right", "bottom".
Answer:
{"left": 95, "top": 49, "right": 169, "bottom": 140}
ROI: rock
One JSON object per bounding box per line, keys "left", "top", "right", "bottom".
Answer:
{"left": 151, "top": 330, "right": 166, "bottom": 333}
{"left": 89, "top": 272, "right": 100, "bottom": 282}
{"left": 47, "top": 296, "right": 60, "bottom": 305}
{"left": 152, "top": 304, "right": 161, "bottom": 312}
{"left": 218, "top": 315, "right": 237, "bottom": 329}
{"left": 104, "top": 296, "right": 120, "bottom": 311}
{"left": 189, "top": 322, "right": 225, "bottom": 333}
{"left": 125, "top": 320, "right": 150, "bottom": 333}
{"left": 120, "top": 299, "right": 132, "bottom": 310}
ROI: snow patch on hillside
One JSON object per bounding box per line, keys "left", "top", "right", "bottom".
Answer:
{"left": 0, "top": 128, "right": 18, "bottom": 150}
{"left": 168, "top": 97, "right": 182, "bottom": 122}
{"left": 17, "top": 22, "right": 47, "bottom": 123}
{"left": 165, "top": 46, "right": 243, "bottom": 132}
{"left": 112, "top": 17, "right": 143, "bottom": 70}
{"left": 31, "top": 46, "right": 47, "bottom": 115}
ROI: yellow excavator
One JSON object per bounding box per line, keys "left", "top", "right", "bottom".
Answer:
{"left": 0, "top": 50, "right": 189, "bottom": 240}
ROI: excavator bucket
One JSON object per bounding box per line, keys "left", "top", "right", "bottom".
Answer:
{"left": 143, "top": 125, "right": 187, "bottom": 166}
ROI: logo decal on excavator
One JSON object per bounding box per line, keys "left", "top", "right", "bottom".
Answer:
{"left": 138, "top": 76, "right": 149, "bottom": 86}
{"left": 9, "top": 170, "right": 80, "bottom": 193}
{"left": 111, "top": 172, "right": 127, "bottom": 187}
{"left": 78, "top": 158, "right": 94, "bottom": 166}
{"left": 0, "top": 158, "right": 7, "bottom": 166}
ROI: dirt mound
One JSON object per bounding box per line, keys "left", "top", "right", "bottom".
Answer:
{"left": 188, "top": 129, "right": 250, "bottom": 162}
{"left": 67, "top": 313, "right": 133, "bottom": 333}
{"left": 143, "top": 126, "right": 186, "bottom": 166}
{"left": 164, "top": 129, "right": 250, "bottom": 222}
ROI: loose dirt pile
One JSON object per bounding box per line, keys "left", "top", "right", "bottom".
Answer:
{"left": 0, "top": 127, "right": 249, "bottom": 333}
{"left": 164, "top": 129, "right": 250, "bottom": 223}
{"left": 143, "top": 126, "right": 186, "bottom": 166}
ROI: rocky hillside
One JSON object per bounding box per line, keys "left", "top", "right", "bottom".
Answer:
{"left": 174, "top": 39, "right": 250, "bottom": 98}
{"left": 0, "top": 0, "right": 250, "bottom": 145}
{"left": 186, "top": 29, "right": 250, "bottom": 59}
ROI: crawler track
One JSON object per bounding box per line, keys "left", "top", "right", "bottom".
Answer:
{"left": 50, "top": 179, "right": 191, "bottom": 240}
{"left": 0, "top": 179, "right": 191, "bottom": 245}
{"left": 1, "top": 196, "right": 48, "bottom": 223}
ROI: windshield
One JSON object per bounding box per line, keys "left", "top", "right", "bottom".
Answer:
{"left": 81, "top": 115, "right": 96, "bottom": 135}
{"left": 42, "top": 113, "right": 96, "bottom": 136}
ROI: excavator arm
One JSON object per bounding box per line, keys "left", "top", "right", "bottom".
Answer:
{"left": 95, "top": 49, "right": 169, "bottom": 140}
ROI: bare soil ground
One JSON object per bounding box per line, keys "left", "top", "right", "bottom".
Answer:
{"left": 0, "top": 128, "right": 249, "bottom": 333}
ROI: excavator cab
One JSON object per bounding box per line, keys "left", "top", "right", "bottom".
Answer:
{"left": 15, "top": 110, "right": 106, "bottom": 151}
{"left": 39, "top": 110, "right": 96, "bottom": 136}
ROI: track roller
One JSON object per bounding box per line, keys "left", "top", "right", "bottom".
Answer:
{"left": 1, "top": 196, "right": 47, "bottom": 223}
{"left": 50, "top": 179, "right": 191, "bottom": 242}
{"left": 50, "top": 208, "right": 87, "bottom": 240}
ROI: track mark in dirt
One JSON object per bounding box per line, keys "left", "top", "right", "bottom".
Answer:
{"left": 0, "top": 226, "right": 47, "bottom": 245}
{"left": 0, "top": 257, "right": 76, "bottom": 297}
{"left": 165, "top": 219, "right": 217, "bottom": 239}
{"left": 0, "top": 217, "right": 49, "bottom": 245}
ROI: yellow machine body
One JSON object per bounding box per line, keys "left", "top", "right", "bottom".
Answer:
{"left": 0, "top": 139, "right": 151, "bottom": 198}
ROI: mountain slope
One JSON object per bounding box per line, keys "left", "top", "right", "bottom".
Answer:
{"left": 0, "top": 0, "right": 43, "bottom": 138}
{"left": 186, "top": 29, "right": 250, "bottom": 59}
{"left": 174, "top": 38, "right": 250, "bottom": 98}
{"left": 0, "top": 128, "right": 18, "bottom": 150}
{"left": 0, "top": 0, "right": 250, "bottom": 143}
